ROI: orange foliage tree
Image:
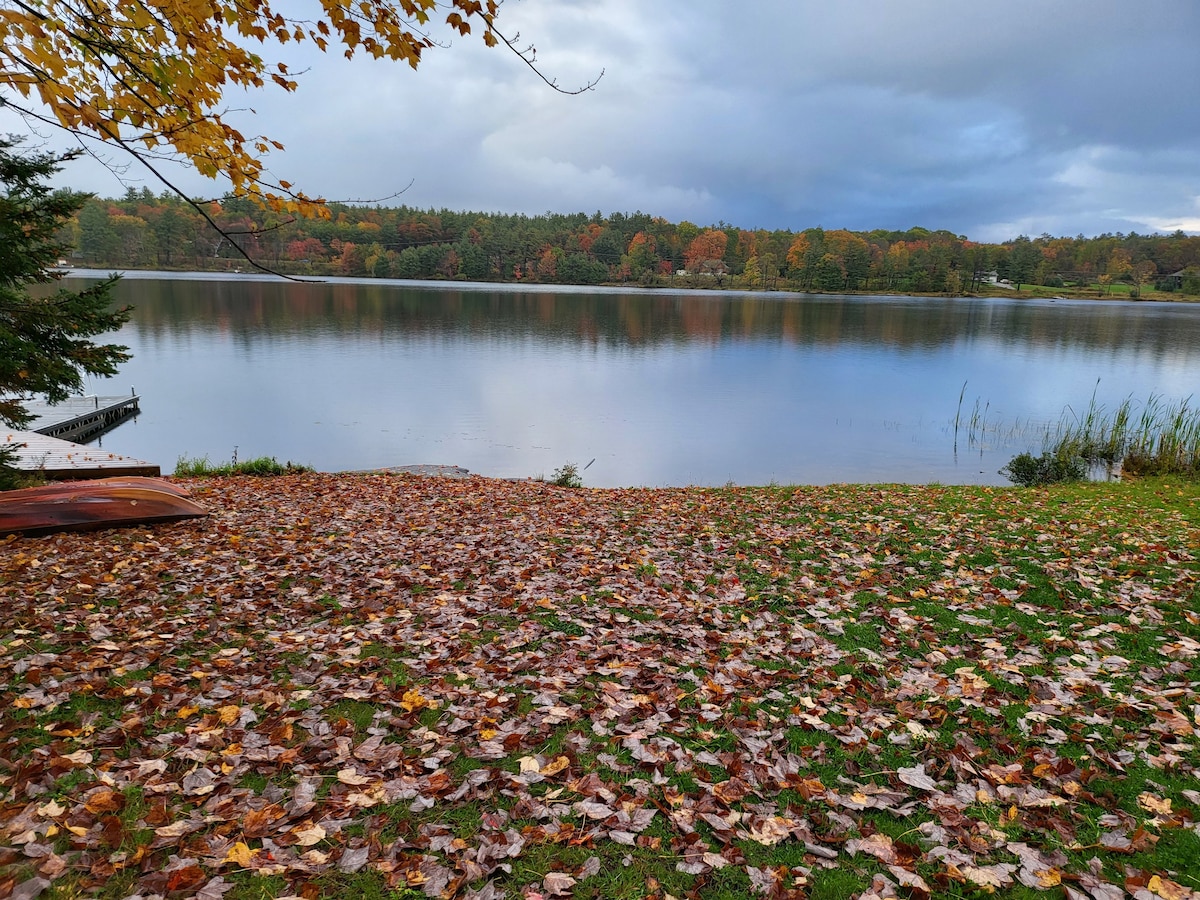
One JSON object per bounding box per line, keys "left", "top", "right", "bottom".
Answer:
{"left": 684, "top": 229, "right": 728, "bottom": 273}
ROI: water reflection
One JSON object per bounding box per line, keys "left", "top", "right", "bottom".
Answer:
{"left": 111, "top": 277, "right": 1197, "bottom": 359}
{"left": 68, "top": 274, "right": 1200, "bottom": 487}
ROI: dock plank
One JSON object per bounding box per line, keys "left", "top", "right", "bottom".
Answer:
{"left": 22, "top": 394, "right": 141, "bottom": 442}
{"left": 3, "top": 431, "right": 160, "bottom": 479}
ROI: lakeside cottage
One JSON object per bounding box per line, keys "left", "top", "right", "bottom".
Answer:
{"left": 676, "top": 258, "right": 730, "bottom": 277}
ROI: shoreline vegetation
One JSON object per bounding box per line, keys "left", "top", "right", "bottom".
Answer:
{"left": 65, "top": 263, "right": 1200, "bottom": 305}
{"left": 3, "top": 474, "right": 1199, "bottom": 899}
{"left": 64, "top": 192, "right": 1200, "bottom": 301}
{"left": 952, "top": 391, "right": 1200, "bottom": 487}
{"left": 1045, "top": 394, "right": 1200, "bottom": 479}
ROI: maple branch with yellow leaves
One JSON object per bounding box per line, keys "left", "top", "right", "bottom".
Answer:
{"left": 0, "top": 0, "right": 601, "bottom": 277}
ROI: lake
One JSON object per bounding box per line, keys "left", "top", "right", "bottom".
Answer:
{"left": 62, "top": 271, "right": 1200, "bottom": 487}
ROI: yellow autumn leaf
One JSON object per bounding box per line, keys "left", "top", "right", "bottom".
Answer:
{"left": 1036, "top": 869, "right": 1062, "bottom": 888}
{"left": 1146, "top": 875, "right": 1192, "bottom": 900}
{"left": 218, "top": 705, "right": 240, "bottom": 725}
{"left": 0, "top": 0, "right": 510, "bottom": 218}
{"left": 177, "top": 705, "right": 200, "bottom": 719}
{"left": 223, "top": 841, "right": 258, "bottom": 867}
{"left": 400, "top": 687, "right": 436, "bottom": 713}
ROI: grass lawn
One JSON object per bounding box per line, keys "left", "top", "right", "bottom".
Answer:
{"left": 2, "top": 474, "right": 1198, "bottom": 899}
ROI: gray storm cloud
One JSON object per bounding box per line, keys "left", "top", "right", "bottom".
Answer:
{"left": 14, "top": 0, "right": 1200, "bottom": 240}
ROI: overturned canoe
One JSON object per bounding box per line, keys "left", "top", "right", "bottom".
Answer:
{"left": 0, "top": 477, "right": 208, "bottom": 536}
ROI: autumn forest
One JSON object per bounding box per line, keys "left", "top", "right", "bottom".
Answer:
{"left": 66, "top": 190, "right": 1200, "bottom": 297}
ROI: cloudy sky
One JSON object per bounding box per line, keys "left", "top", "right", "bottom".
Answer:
{"left": 14, "top": 0, "right": 1200, "bottom": 241}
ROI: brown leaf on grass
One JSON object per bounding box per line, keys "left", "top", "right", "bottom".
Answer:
{"left": 197, "top": 876, "right": 235, "bottom": 899}
{"left": 856, "top": 872, "right": 900, "bottom": 899}
{"left": 82, "top": 789, "right": 123, "bottom": 815}
{"left": 572, "top": 800, "right": 614, "bottom": 820}
{"left": 739, "top": 815, "right": 794, "bottom": 846}
{"left": 152, "top": 819, "right": 204, "bottom": 844}
{"left": 1137, "top": 793, "right": 1173, "bottom": 815}
{"left": 846, "top": 833, "right": 898, "bottom": 864}
{"left": 543, "top": 872, "right": 576, "bottom": 895}
{"left": 241, "top": 804, "right": 285, "bottom": 838}
{"left": 288, "top": 823, "right": 327, "bottom": 847}
{"left": 338, "top": 846, "right": 370, "bottom": 874}
{"left": 960, "top": 863, "right": 1017, "bottom": 890}
{"left": 896, "top": 764, "right": 939, "bottom": 792}
{"left": 793, "top": 777, "right": 827, "bottom": 800}
{"left": 576, "top": 857, "right": 601, "bottom": 880}
{"left": 164, "top": 864, "right": 207, "bottom": 893}
{"left": 887, "top": 865, "right": 931, "bottom": 894}
{"left": 712, "top": 777, "right": 753, "bottom": 805}
{"left": 747, "top": 864, "right": 783, "bottom": 895}
{"left": 1125, "top": 871, "right": 1197, "bottom": 900}
{"left": 4, "top": 475, "right": 1200, "bottom": 897}
{"left": 540, "top": 755, "right": 571, "bottom": 777}
{"left": 1100, "top": 826, "right": 1159, "bottom": 853}
{"left": 10, "top": 878, "right": 50, "bottom": 900}
{"left": 1148, "top": 875, "right": 1197, "bottom": 900}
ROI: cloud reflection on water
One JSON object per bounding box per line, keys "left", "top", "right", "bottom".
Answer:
{"left": 77, "top": 276, "right": 1200, "bottom": 487}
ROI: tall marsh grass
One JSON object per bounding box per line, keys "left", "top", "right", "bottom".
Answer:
{"left": 1046, "top": 393, "right": 1200, "bottom": 477}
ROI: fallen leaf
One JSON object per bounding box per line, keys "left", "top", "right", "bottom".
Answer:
{"left": 897, "top": 764, "right": 939, "bottom": 792}
{"left": 83, "top": 790, "right": 123, "bottom": 815}
{"left": 222, "top": 842, "right": 257, "bottom": 867}
{"left": 543, "top": 872, "right": 576, "bottom": 896}
{"left": 290, "top": 823, "right": 327, "bottom": 847}
{"left": 848, "top": 833, "right": 898, "bottom": 864}
{"left": 1137, "top": 793, "right": 1173, "bottom": 815}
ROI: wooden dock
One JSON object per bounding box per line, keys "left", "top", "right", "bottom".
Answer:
{"left": 3, "top": 431, "right": 160, "bottom": 479}
{"left": 23, "top": 392, "right": 141, "bottom": 442}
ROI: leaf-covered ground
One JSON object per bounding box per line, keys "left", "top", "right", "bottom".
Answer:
{"left": 2, "top": 475, "right": 1199, "bottom": 900}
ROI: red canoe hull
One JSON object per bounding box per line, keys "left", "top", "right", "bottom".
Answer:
{"left": 0, "top": 477, "right": 208, "bottom": 536}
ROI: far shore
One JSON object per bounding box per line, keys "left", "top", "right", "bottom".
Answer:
{"left": 57, "top": 265, "right": 1197, "bottom": 304}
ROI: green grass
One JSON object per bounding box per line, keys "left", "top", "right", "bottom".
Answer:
{"left": 174, "top": 453, "right": 314, "bottom": 476}
{"left": 325, "top": 699, "right": 382, "bottom": 734}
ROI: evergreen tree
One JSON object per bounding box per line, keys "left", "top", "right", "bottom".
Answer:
{"left": 0, "top": 140, "right": 130, "bottom": 431}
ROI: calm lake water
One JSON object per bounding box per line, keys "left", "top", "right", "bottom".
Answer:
{"left": 64, "top": 271, "right": 1200, "bottom": 487}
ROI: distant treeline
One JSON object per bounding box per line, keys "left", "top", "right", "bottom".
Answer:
{"left": 63, "top": 189, "right": 1200, "bottom": 296}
